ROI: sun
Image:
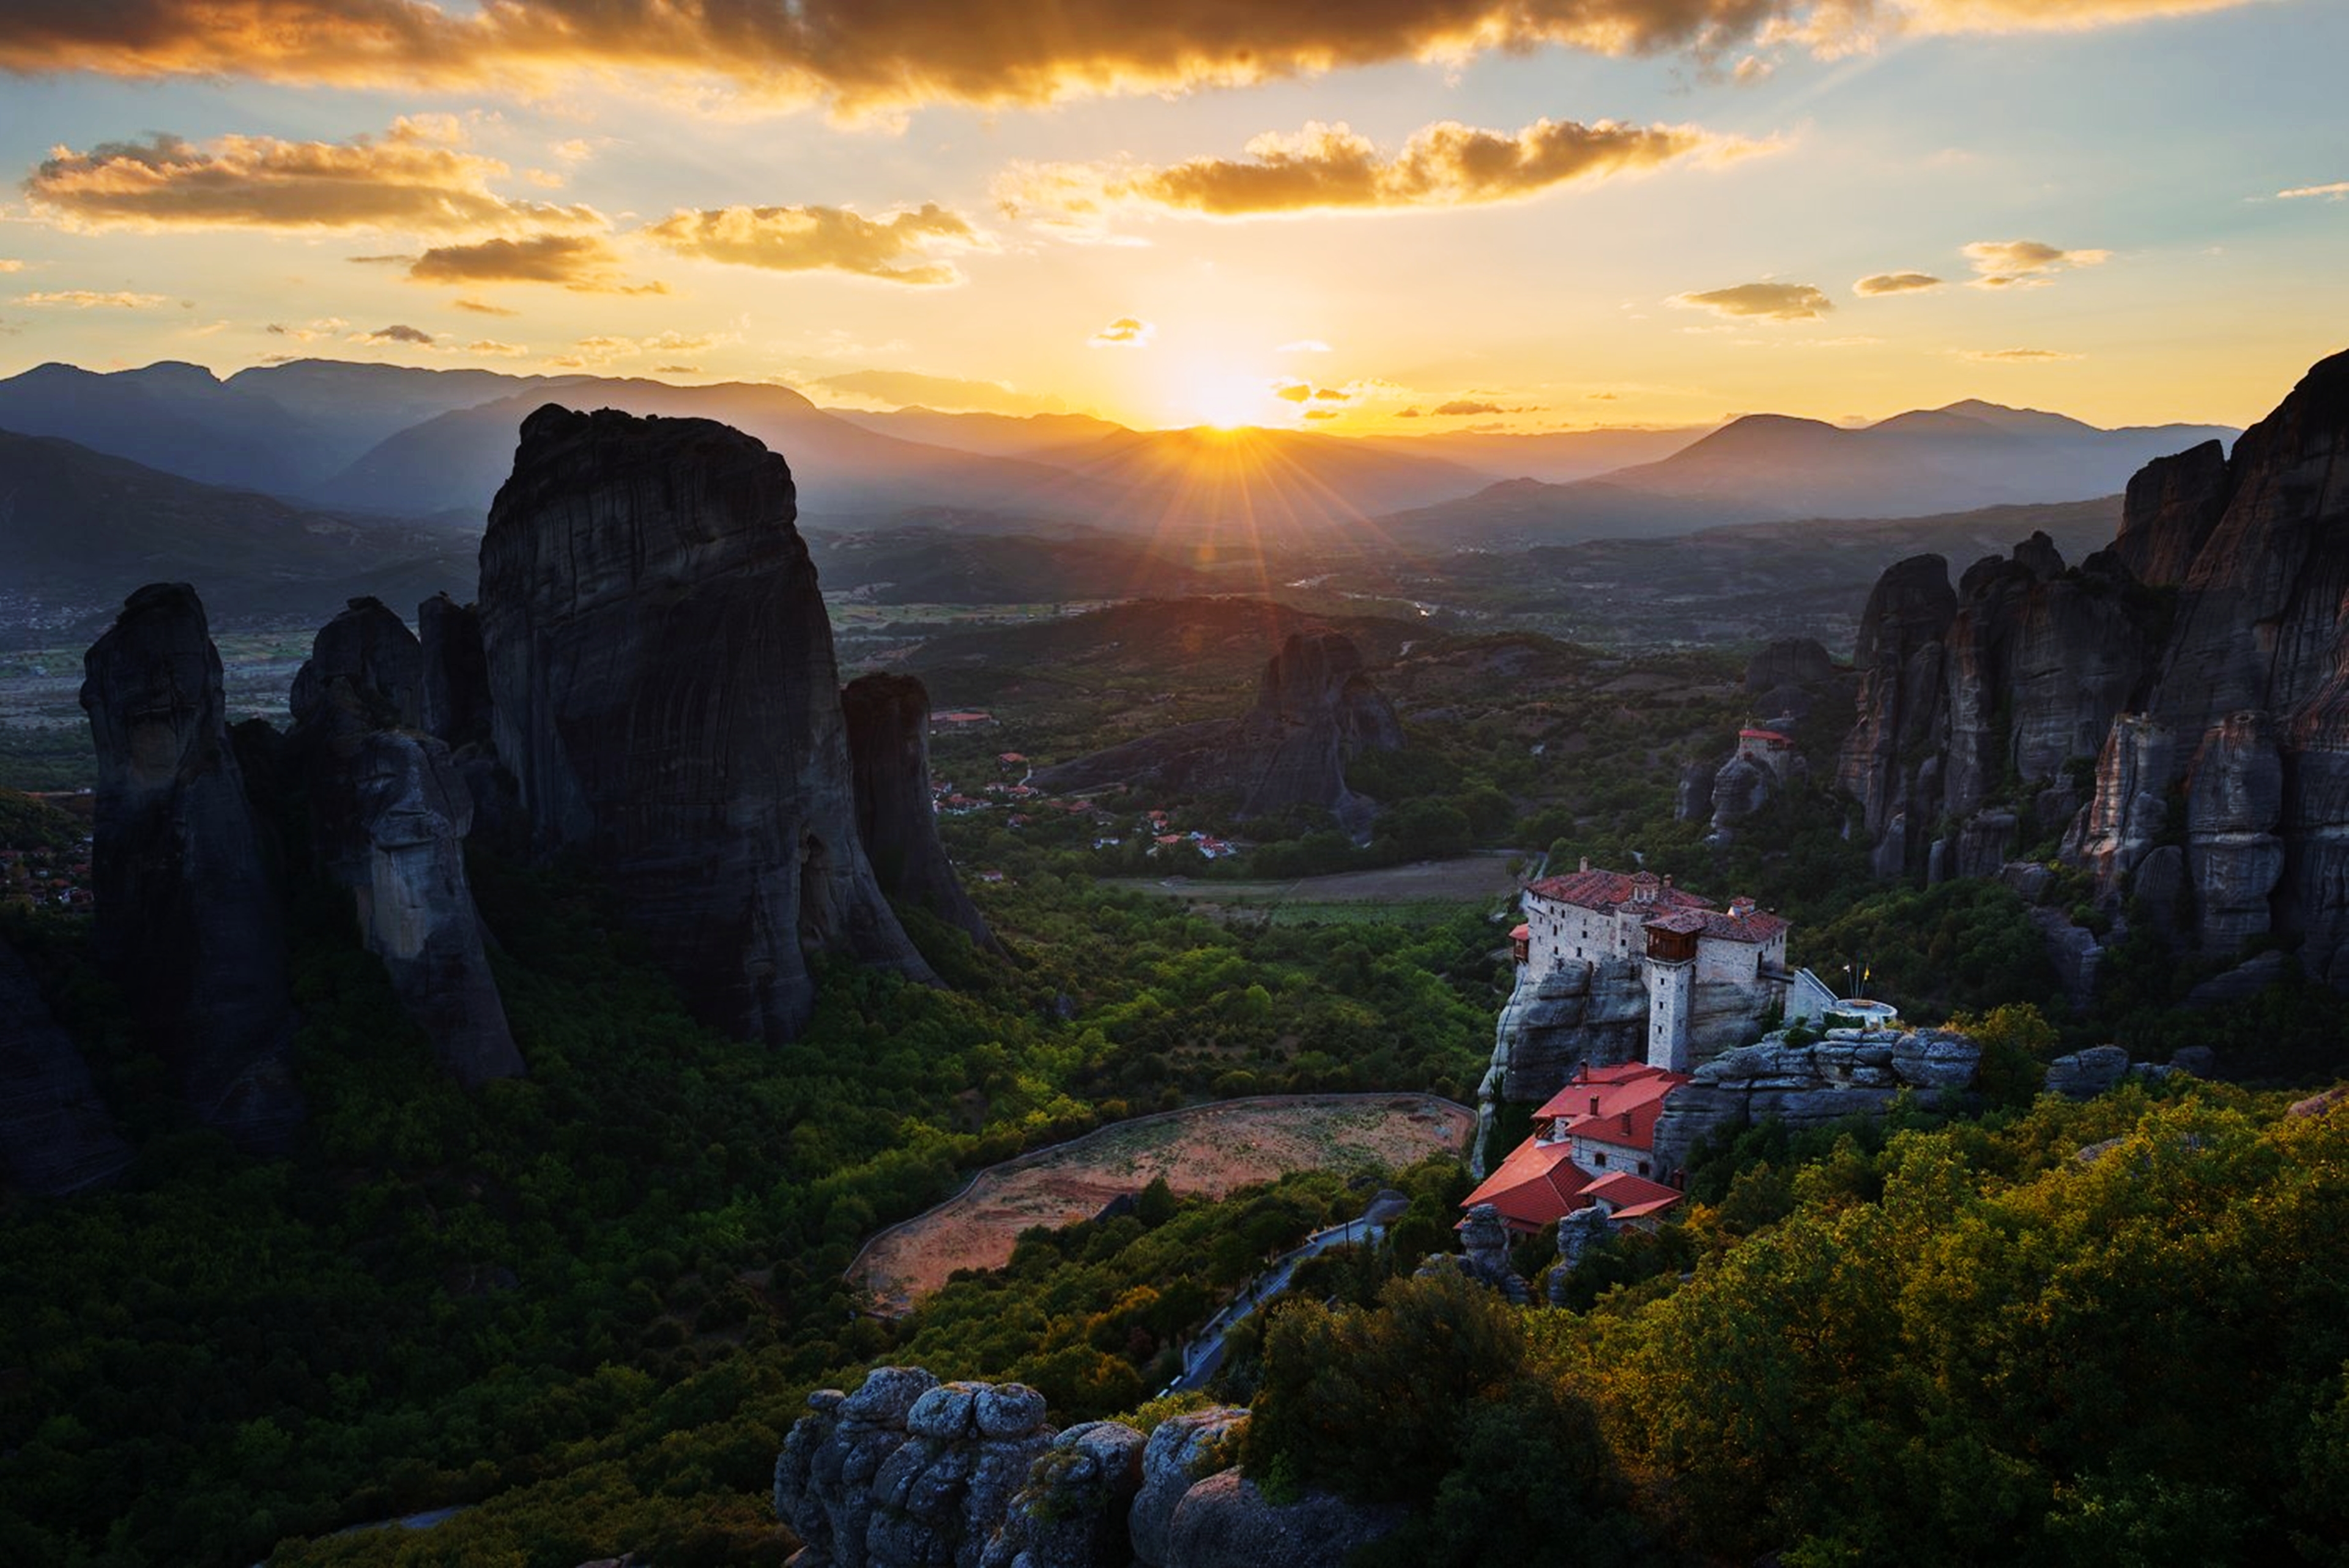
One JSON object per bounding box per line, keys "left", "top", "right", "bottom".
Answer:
{"left": 1180, "top": 370, "right": 1277, "bottom": 431}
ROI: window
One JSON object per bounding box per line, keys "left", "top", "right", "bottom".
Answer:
{"left": 1593, "top": 1152, "right": 1607, "bottom": 1167}
{"left": 1638, "top": 1161, "right": 1650, "bottom": 1176}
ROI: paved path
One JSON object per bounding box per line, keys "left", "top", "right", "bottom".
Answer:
{"left": 1163, "top": 1194, "right": 1405, "bottom": 1394}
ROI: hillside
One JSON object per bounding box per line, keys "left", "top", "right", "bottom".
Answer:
{"left": 0, "top": 426, "right": 474, "bottom": 639}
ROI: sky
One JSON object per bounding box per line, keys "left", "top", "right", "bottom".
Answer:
{"left": 0, "top": 0, "right": 2342, "bottom": 434}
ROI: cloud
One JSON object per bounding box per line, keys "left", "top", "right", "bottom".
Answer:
{"left": 1961, "top": 347, "right": 2085, "bottom": 363}
{"left": 652, "top": 363, "right": 699, "bottom": 374}
{"left": 13, "top": 288, "right": 166, "bottom": 307}
{"left": 1854, "top": 270, "right": 1943, "bottom": 295}
{"left": 999, "top": 115, "right": 1750, "bottom": 223}
{"left": 1275, "top": 382, "right": 1313, "bottom": 403}
{"left": 1434, "top": 399, "right": 1505, "bottom": 416}
{"left": 560, "top": 330, "right": 727, "bottom": 365}
{"left": 21, "top": 119, "right": 601, "bottom": 234}
{"left": 454, "top": 297, "right": 518, "bottom": 316}
{"left": 407, "top": 234, "right": 662, "bottom": 293}
{"left": 807, "top": 368, "right": 1067, "bottom": 415}
{"left": 2277, "top": 180, "right": 2349, "bottom": 201}
{"left": 1396, "top": 407, "right": 1422, "bottom": 418}
{"left": 465, "top": 338, "right": 530, "bottom": 356}
{"left": 1089, "top": 316, "right": 1154, "bottom": 347}
{"left": 360, "top": 323, "right": 435, "bottom": 344}
{"left": 1671, "top": 281, "right": 1834, "bottom": 320}
{"left": 0, "top": 260, "right": 25, "bottom": 273}
{"left": 637, "top": 204, "right": 984, "bottom": 285}
{"left": 0, "top": 1, "right": 2269, "bottom": 114}
{"left": 266, "top": 316, "right": 349, "bottom": 341}
{"left": 1278, "top": 339, "right": 1330, "bottom": 353}
{"left": 1303, "top": 408, "right": 1342, "bottom": 420}
{"left": 1962, "top": 238, "right": 2109, "bottom": 288}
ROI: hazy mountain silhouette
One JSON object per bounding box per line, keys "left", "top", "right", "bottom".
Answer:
{"left": 1354, "top": 425, "right": 1710, "bottom": 484}
{"left": 0, "top": 427, "right": 473, "bottom": 637}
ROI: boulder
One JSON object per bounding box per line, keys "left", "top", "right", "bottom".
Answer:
{"left": 1707, "top": 753, "right": 1775, "bottom": 837}
{"left": 1161, "top": 1469, "right": 1399, "bottom": 1568}
{"left": 1129, "top": 1408, "right": 1247, "bottom": 1568}
{"left": 81, "top": 582, "right": 303, "bottom": 1151}
{"left": 842, "top": 672, "right": 996, "bottom": 953}
{"left": 0, "top": 934, "right": 132, "bottom": 1195}
{"left": 478, "top": 405, "right": 933, "bottom": 1044}
{"left": 984, "top": 1421, "right": 1147, "bottom": 1568}
{"left": 2045, "top": 1044, "right": 2132, "bottom": 1099}
{"left": 2183, "top": 949, "right": 2293, "bottom": 1009}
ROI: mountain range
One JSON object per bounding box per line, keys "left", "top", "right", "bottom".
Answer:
{"left": 0, "top": 357, "right": 2241, "bottom": 633}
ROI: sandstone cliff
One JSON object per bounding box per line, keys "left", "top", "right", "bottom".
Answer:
{"left": 81, "top": 582, "right": 304, "bottom": 1151}
{"left": 842, "top": 672, "right": 996, "bottom": 953}
{"left": 1030, "top": 630, "right": 1402, "bottom": 834}
{"left": 289, "top": 598, "right": 522, "bottom": 1087}
{"left": 479, "top": 405, "right": 932, "bottom": 1044}
{"left": 0, "top": 934, "right": 132, "bottom": 1195}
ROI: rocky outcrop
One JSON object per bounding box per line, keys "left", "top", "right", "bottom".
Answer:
{"left": 1031, "top": 630, "right": 1402, "bottom": 835}
{"left": 2184, "top": 712, "right": 2285, "bottom": 954}
{"left": 842, "top": 672, "right": 995, "bottom": 953}
{"left": 982, "top": 1421, "right": 1147, "bottom": 1568}
{"left": 1129, "top": 1408, "right": 1247, "bottom": 1568}
{"left": 1431, "top": 1202, "right": 1531, "bottom": 1304}
{"left": 1837, "top": 553, "right": 1958, "bottom": 872}
{"left": 0, "top": 934, "right": 132, "bottom": 1195}
{"left": 478, "top": 405, "right": 932, "bottom": 1044}
{"left": 81, "top": 582, "right": 303, "bottom": 1152}
{"left": 418, "top": 592, "right": 492, "bottom": 748}
{"left": 2113, "top": 439, "right": 2229, "bottom": 587}
{"left": 2045, "top": 1044, "right": 2131, "bottom": 1099}
{"left": 1707, "top": 752, "right": 1775, "bottom": 838}
{"left": 1483, "top": 955, "right": 1648, "bottom": 1106}
{"left": 291, "top": 600, "right": 521, "bottom": 1087}
{"left": 1649, "top": 1025, "right": 1980, "bottom": 1172}
{"left": 1160, "top": 1469, "right": 1399, "bottom": 1568}
{"left": 1545, "top": 1206, "right": 1616, "bottom": 1305}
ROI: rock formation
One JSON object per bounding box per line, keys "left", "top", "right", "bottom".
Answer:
{"left": 0, "top": 934, "right": 132, "bottom": 1195}
{"left": 841, "top": 672, "right": 995, "bottom": 953}
{"left": 1030, "top": 630, "right": 1402, "bottom": 835}
{"left": 290, "top": 599, "right": 521, "bottom": 1087}
{"left": 982, "top": 1421, "right": 1148, "bottom": 1568}
{"left": 1838, "top": 351, "right": 2349, "bottom": 987}
{"left": 81, "top": 582, "right": 303, "bottom": 1152}
{"left": 1431, "top": 1202, "right": 1532, "bottom": 1304}
{"left": 1648, "top": 1025, "right": 1980, "bottom": 1172}
{"left": 1159, "top": 1468, "right": 1399, "bottom": 1568}
{"left": 478, "top": 405, "right": 932, "bottom": 1044}
{"left": 776, "top": 1369, "right": 1168, "bottom": 1568}
{"left": 1127, "top": 1408, "right": 1248, "bottom": 1568}
{"left": 1545, "top": 1207, "right": 1617, "bottom": 1306}
{"left": 1482, "top": 955, "right": 1649, "bottom": 1106}
{"left": 418, "top": 592, "right": 492, "bottom": 748}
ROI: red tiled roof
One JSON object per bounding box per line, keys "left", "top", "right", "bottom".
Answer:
{"left": 1739, "top": 727, "right": 1792, "bottom": 743}
{"left": 1582, "top": 1170, "right": 1684, "bottom": 1219}
{"left": 1532, "top": 1062, "right": 1690, "bottom": 1153}
{"left": 1644, "top": 909, "right": 1709, "bottom": 935}
{"left": 1525, "top": 867, "right": 1713, "bottom": 916}
{"left": 1691, "top": 907, "right": 1790, "bottom": 943}
{"left": 1461, "top": 1137, "right": 1593, "bottom": 1233}
{"left": 1509, "top": 923, "right": 1531, "bottom": 941}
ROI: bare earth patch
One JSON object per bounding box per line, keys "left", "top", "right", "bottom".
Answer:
{"left": 850, "top": 1093, "right": 1472, "bottom": 1315}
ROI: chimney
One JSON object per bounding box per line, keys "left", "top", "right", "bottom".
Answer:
{"left": 1620, "top": 1111, "right": 1633, "bottom": 1135}
{"left": 1663, "top": 874, "right": 1674, "bottom": 890}
{"left": 1589, "top": 1096, "right": 1600, "bottom": 1116}
{"left": 1579, "top": 856, "right": 1590, "bottom": 873}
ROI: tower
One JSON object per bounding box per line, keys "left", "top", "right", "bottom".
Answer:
{"left": 1642, "top": 920, "right": 1698, "bottom": 1072}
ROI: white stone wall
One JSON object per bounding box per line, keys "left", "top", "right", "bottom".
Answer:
{"left": 1647, "top": 959, "right": 1694, "bottom": 1071}
{"left": 1572, "top": 1134, "right": 1664, "bottom": 1180}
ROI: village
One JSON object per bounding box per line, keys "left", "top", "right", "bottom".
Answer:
{"left": 0, "top": 790, "right": 95, "bottom": 914}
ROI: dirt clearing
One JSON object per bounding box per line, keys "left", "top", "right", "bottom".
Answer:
{"left": 849, "top": 1093, "right": 1472, "bottom": 1315}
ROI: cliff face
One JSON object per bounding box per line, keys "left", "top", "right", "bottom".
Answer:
{"left": 1030, "top": 629, "right": 1402, "bottom": 834}
{"left": 841, "top": 672, "right": 995, "bottom": 953}
{"left": 80, "top": 583, "right": 304, "bottom": 1151}
{"left": 0, "top": 935, "right": 132, "bottom": 1195}
{"left": 479, "top": 404, "right": 931, "bottom": 1044}
{"left": 290, "top": 597, "right": 522, "bottom": 1087}
{"left": 1841, "top": 347, "right": 2349, "bottom": 981}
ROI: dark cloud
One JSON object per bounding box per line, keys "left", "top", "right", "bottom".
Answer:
{"left": 21, "top": 119, "right": 599, "bottom": 233}
{"left": 1396, "top": 406, "right": 1422, "bottom": 418}
{"left": 1302, "top": 407, "right": 1341, "bottom": 420}
{"left": 0, "top": 2, "right": 2259, "bottom": 113}
{"left": 454, "top": 297, "right": 519, "bottom": 315}
{"left": 1853, "top": 270, "right": 1942, "bottom": 295}
{"left": 361, "top": 323, "right": 434, "bottom": 344}
{"left": 638, "top": 203, "right": 983, "bottom": 285}
{"left": 1434, "top": 399, "right": 1505, "bottom": 415}
{"left": 1001, "top": 114, "right": 1745, "bottom": 221}
{"left": 407, "top": 234, "right": 662, "bottom": 294}
{"left": 1672, "top": 281, "right": 1833, "bottom": 319}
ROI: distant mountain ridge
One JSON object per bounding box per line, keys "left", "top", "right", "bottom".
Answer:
{"left": 0, "top": 358, "right": 2241, "bottom": 557}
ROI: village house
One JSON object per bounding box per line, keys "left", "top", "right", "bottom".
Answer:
{"left": 1462, "top": 1061, "right": 1690, "bottom": 1235}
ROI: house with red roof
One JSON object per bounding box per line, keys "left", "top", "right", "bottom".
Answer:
{"left": 1462, "top": 1061, "right": 1691, "bottom": 1235}
{"left": 1735, "top": 727, "right": 1797, "bottom": 780}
